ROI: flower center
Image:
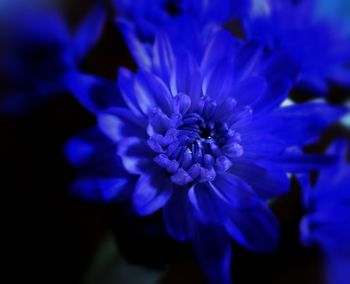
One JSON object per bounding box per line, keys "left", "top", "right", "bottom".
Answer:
{"left": 199, "top": 126, "right": 212, "bottom": 140}
{"left": 147, "top": 95, "right": 244, "bottom": 186}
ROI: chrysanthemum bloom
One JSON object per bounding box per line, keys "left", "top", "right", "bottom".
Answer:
{"left": 113, "top": 0, "right": 251, "bottom": 69}
{"left": 300, "top": 140, "right": 350, "bottom": 284}
{"left": 0, "top": 4, "right": 105, "bottom": 115}
{"left": 67, "top": 28, "right": 345, "bottom": 283}
{"left": 244, "top": 0, "right": 350, "bottom": 94}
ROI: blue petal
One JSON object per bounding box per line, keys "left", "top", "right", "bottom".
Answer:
{"left": 326, "top": 256, "right": 350, "bottom": 284}
{"left": 262, "top": 51, "right": 299, "bottom": 82}
{"left": 98, "top": 108, "right": 147, "bottom": 142}
{"left": 152, "top": 32, "right": 175, "bottom": 85}
{"left": 304, "top": 208, "right": 350, "bottom": 254}
{"left": 118, "top": 137, "right": 155, "bottom": 175}
{"left": 248, "top": 103, "right": 346, "bottom": 146}
{"left": 66, "top": 73, "right": 124, "bottom": 113}
{"left": 229, "top": 161, "right": 290, "bottom": 199}
{"left": 133, "top": 71, "right": 173, "bottom": 115}
{"left": 316, "top": 139, "right": 349, "bottom": 185}
{"left": 211, "top": 173, "right": 259, "bottom": 209}
{"left": 241, "top": 133, "right": 286, "bottom": 159}
{"left": 98, "top": 178, "right": 130, "bottom": 201}
{"left": 203, "top": 57, "right": 235, "bottom": 103}
{"left": 71, "top": 176, "right": 132, "bottom": 202}
{"left": 171, "top": 51, "right": 202, "bottom": 106}
{"left": 65, "top": 137, "right": 95, "bottom": 167}
{"left": 270, "top": 152, "right": 338, "bottom": 173}
{"left": 117, "top": 18, "right": 152, "bottom": 70}
{"left": 213, "top": 97, "right": 237, "bottom": 121}
{"left": 146, "top": 108, "right": 171, "bottom": 136}
{"left": 73, "top": 3, "right": 106, "bottom": 59}
{"left": 118, "top": 67, "right": 144, "bottom": 117}
{"left": 233, "top": 76, "right": 267, "bottom": 106}
{"left": 193, "top": 223, "right": 232, "bottom": 284}
{"left": 64, "top": 127, "right": 117, "bottom": 168}
{"left": 188, "top": 182, "right": 227, "bottom": 224}
{"left": 133, "top": 170, "right": 174, "bottom": 216}
{"left": 163, "top": 188, "right": 194, "bottom": 241}
{"left": 233, "top": 41, "right": 262, "bottom": 81}
{"left": 251, "top": 77, "right": 292, "bottom": 114}
{"left": 201, "top": 30, "right": 239, "bottom": 76}
{"left": 225, "top": 201, "right": 280, "bottom": 252}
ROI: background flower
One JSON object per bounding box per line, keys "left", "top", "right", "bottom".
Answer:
{"left": 300, "top": 140, "right": 350, "bottom": 284}
{"left": 244, "top": 0, "right": 350, "bottom": 94}
{"left": 0, "top": 3, "right": 105, "bottom": 115}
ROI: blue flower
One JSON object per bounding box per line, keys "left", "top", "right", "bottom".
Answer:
{"left": 300, "top": 140, "right": 350, "bottom": 284}
{"left": 0, "top": 4, "right": 106, "bottom": 115}
{"left": 67, "top": 29, "right": 345, "bottom": 283}
{"left": 244, "top": 0, "right": 350, "bottom": 94}
{"left": 113, "top": 0, "right": 251, "bottom": 69}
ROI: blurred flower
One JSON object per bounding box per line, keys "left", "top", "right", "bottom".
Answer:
{"left": 300, "top": 140, "right": 350, "bottom": 284}
{"left": 244, "top": 0, "right": 350, "bottom": 94}
{"left": 114, "top": 0, "right": 250, "bottom": 39}
{"left": 66, "top": 29, "right": 345, "bottom": 283}
{"left": 0, "top": 4, "right": 106, "bottom": 115}
{"left": 113, "top": 0, "right": 251, "bottom": 69}
{"left": 316, "top": 0, "right": 350, "bottom": 37}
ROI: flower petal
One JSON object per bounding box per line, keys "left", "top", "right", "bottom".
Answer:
{"left": 201, "top": 30, "right": 239, "bottom": 75}
{"left": 163, "top": 188, "right": 194, "bottom": 241}
{"left": 188, "top": 182, "right": 227, "bottom": 223}
{"left": 316, "top": 139, "right": 349, "bottom": 185}
{"left": 66, "top": 73, "right": 124, "bottom": 114}
{"left": 133, "top": 170, "right": 173, "bottom": 216}
{"left": 233, "top": 41, "right": 262, "bottom": 81}
{"left": 241, "top": 133, "right": 286, "bottom": 159}
{"left": 117, "top": 18, "right": 152, "bottom": 70}
{"left": 211, "top": 173, "right": 259, "bottom": 209}
{"left": 326, "top": 256, "right": 350, "bottom": 284}
{"left": 71, "top": 176, "right": 132, "bottom": 202}
{"left": 193, "top": 223, "right": 232, "bottom": 284}
{"left": 65, "top": 127, "right": 117, "bottom": 167}
{"left": 248, "top": 103, "right": 346, "bottom": 146}
{"left": 152, "top": 32, "right": 175, "bottom": 85}
{"left": 203, "top": 57, "right": 235, "bottom": 103}
{"left": 270, "top": 152, "right": 338, "bottom": 173}
{"left": 229, "top": 161, "right": 290, "bottom": 199}
{"left": 225, "top": 201, "right": 279, "bottom": 252}
{"left": 73, "top": 3, "right": 106, "bottom": 59}
{"left": 118, "top": 137, "right": 154, "bottom": 175}
{"left": 118, "top": 67, "right": 144, "bottom": 117}
{"left": 252, "top": 77, "right": 292, "bottom": 114}
{"left": 171, "top": 52, "right": 202, "bottom": 107}
{"left": 134, "top": 71, "right": 173, "bottom": 115}
{"left": 233, "top": 76, "right": 267, "bottom": 106}
{"left": 98, "top": 108, "right": 147, "bottom": 142}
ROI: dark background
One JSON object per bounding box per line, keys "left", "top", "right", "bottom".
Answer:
{"left": 2, "top": 1, "right": 350, "bottom": 283}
